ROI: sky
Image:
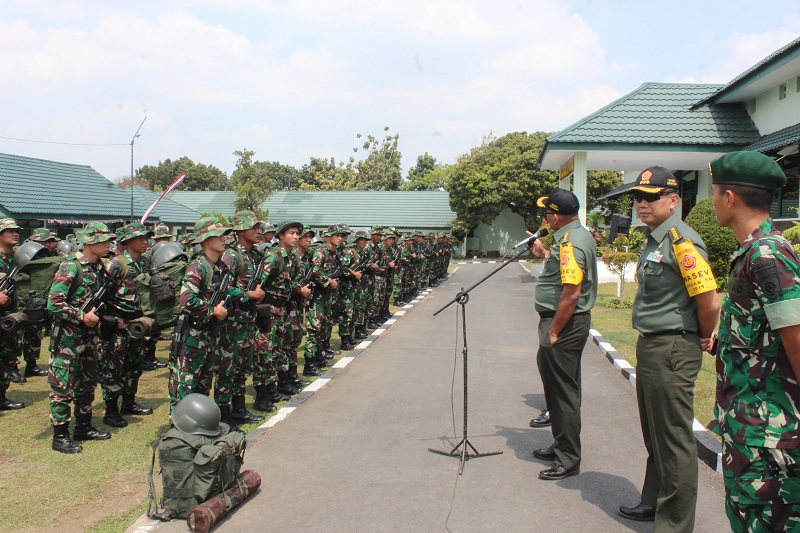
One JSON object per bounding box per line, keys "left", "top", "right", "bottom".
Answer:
{"left": 1, "top": 0, "right": 799, "bottom": 184}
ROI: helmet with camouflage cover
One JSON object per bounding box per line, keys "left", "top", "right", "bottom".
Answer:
{"left": 77, "top": 221, "right": 115, "bottom": 245}
{"left": 232, "top": 210, "right": 260, "bottom": 231}
{"left": 353, "top": 230, "right": 370, "bottom": 241}
{"left": 171, "top": 393, "right": 221, "bottom": 436}
{"left": 30, "top": 228, "right": 58, "bottom": 243}
{"left": 193, "top": 216, "right": 231, "bottom": 244}
{"left": 153, "top": 224, "right": 172, "bottom": 240}
{"left": 277, "top": 221, "right": 303, "bottom": 235}
{"left": 260, "top": 222, "right": 277, "bottom": 234}
{"left": 119, "top": 221, "right": 154, "bottom": 243}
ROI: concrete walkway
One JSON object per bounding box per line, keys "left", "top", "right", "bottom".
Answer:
{"left": 134, "top": 262, "right": 726, "bottom": 533}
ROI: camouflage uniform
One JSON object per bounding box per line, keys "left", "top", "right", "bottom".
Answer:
{"left": 337, "top": 237, "right": 365, "bottom": 343}
{"left": 303, "top": 231, "right": 341, "bottom": 371}
{"left": 712, "top": 218, "right": 800, "bottom": 532}
{"left": 168, "top": 217, "right": 232, "bottom": 411}
{"left": 0, "top": 220, "right": 24, "bottom": 407}
{"left": 20, "top": 228, "right": 58, "bottom": 377}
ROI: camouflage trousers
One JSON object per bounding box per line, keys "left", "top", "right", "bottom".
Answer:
{"left": 100, "top": 327, "right": 148, "bottom": 401}
{"left": 168, "top": 324, "right": 218, "bottom": 412}
{"left": 325, "top": 288, "right": 336, "bottom": 346}
{"left": 304, "top": 293, "right": 328, "bottom": 363}
{"left": 392, "top": 266, "right": 404, "bottom": 302}
{"left": 0, "top": 326, "right": 21, "bottom": 395}
{"left": 22, "top": 321, "right": 45, "bottom": 365}
{"left": 722, "top": 439, "right": 800, "bottom": 532}
{"left": 369, "top": 275, "right": 387, "bottom": 320}
{"left": 384, "top": 271, "right": 395, "bottom": 310}
{"left": 253, "top": 306, "right": 290, "bottom": 387}
{"left": 337, "top": 282, "right": 358, "bottom": 339}
{"left": 287, "top": 301, "right": 302, "bottom": 364}
{"left": 214, "top": 317, "right": 254, "bottom": 408}
{"left": 48, "top": 323, "right": 101, "bottom": 426}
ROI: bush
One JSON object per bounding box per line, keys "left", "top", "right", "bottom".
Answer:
{"left": 684, "top": 198, "right": 738, "bottom": 283}
{"left": 605, "top": 296, "right": 633, "bottom": 309}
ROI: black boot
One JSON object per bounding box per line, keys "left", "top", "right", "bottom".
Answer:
{"left": 267, "top": 382, "right": 290, "bottom": 403}
{"left": 102, "top": 398, "right": 128, "bottom": 428}
{"left": 24, "top": 362, "right": 48, "bottom": 377}
{"left": 276, "top": 371, "right": 297, "bottom": 396}
{"left": 74, "top": 414, "right": 112, "bottom": 441}
{"left": 355, "top": 327, "right": 369, "bottom": 339}
{"left": 121, "top": 394, "right": 153, "bottom": 416}
{"left": 303, "top": 360, "right": 322, "bottom": 376}
{"left": 253, "top": 385, "right": 276, "bottom": 413}
{"left": 218, "top": 404, "right": 241, "bottom": 432}
{"left": 339, "top": 336, "right": 355, "bottom": 351}
{"left": 323, "top": 342, "right": 340, "bottom": 357}
{"left": 8, "top": 368, "right": 26, "bottom": 384}
{"left": 52, "top": 424, "right": 82, "bottom": 454}
{"left": 290, "top": 364, "right": 310, "bottom": 386}
{"left": 231, "top": 395, "right": 264, "bottom": 423}
{"left": 0, "top": 392, "right": 25, "bottom": 410}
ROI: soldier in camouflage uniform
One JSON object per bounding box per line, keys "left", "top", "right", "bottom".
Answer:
{"left": 303, "top": 225, "right": 345, "bottom": 375}
{"left": 48, "top": 221, "right": 117, "bottom": 454}
{"left": 101, "top": 222, "right": 155, "bottom": 428}
{"left": 709, "top": 151, "right": 800, "bottom": 533}
{"left": 288, "top": 225, "right": 315, "bottom": 382}
{"left": 615, "top": 168, "right": 720, "bottom": 528}
{"left": 168, "top": 217, "right": 233, "bottom": 412}
{"left": 216, "top": 211, "right": 265, "bottom": 425}
{"left": 0, "top": 219, "right": 26, "bottom": 410}
{"left": 377, "top": 229, "right": 399, "bottom": 322}
{"left": 18, "top": 228, "right": 58, "bottom": 379}
{"left": 323, "top": 228, "right": 347, "bottom": 359}
{"left": 338, "top": 230, "right": 368, "bottom": 350}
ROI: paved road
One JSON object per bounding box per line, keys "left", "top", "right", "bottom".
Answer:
{"left": 139, "top": 262, "right": 727, "bottom": 533}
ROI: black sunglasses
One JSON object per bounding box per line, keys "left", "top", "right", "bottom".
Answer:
{"left": 633, "top": 190, "right": 676, "bottom": 203}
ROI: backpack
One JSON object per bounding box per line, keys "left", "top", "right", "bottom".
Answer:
{"left": 136, "top": 257, "right": 190, "bottom": 328}
{"left": 148, "top": 423, "right": 246, "bottom": 520}
{"left": 16, "top": 256, "right": 83, "bottom": 324}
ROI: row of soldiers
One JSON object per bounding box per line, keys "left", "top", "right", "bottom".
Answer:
{"left": 0, "top": 213, "right": 452, "bottom": 455}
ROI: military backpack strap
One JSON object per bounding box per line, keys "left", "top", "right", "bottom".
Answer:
{"left": 147, "top": 435, "right": 168, "bottom": 520}
{"left": 65, "top": 258, "right": 84, "bottom": 302}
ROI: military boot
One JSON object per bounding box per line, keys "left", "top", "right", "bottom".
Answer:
{"left": 121, "top": 394, "right": 153, "bottom": 416}
{"left": 339, "top": 336, "right": 355, "bottom": 351}
{"left": 303, "top": 360, "right": 322, "bottom": 376}
{"left": 0, "top": 391, "right": 25, "bottom": 410}
{"left": 355, "top": 327, "right": 369, "bottom": 339}
{"left": 218, "top": 404, "right": 241, "bottom": 432}
{"left": 267, "top": 382, "right": 291, "bottom": 403}
{"left": 73, "top": 414, "right": 112, "bottom": 441}
{"left": 231, "top": 395, "right": 264, "bottom": 423}
{"left": 8, "top": 367, "right": 26, "bottom": 384}
{"left": 290, "top": 364, "right": 310, "bottom": 386}
{"left": 276, "top": 371, "right": 297, "bottom": 396}
{"left": 52, "top": 424, "right": 82, "bottom": 454}
{"left": 253, "top": 385, "right": 276, "bottom": 413}
{"left": 24, "top": 361, "right": 48, "bottom": 377}
{"left": 102, "top": 398, "right": 128, "bottom": 428}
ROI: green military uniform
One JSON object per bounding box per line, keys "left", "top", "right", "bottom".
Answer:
{"left": 0, "top": 218, "right": 25, "bottom": 410}
{"left": 534, "top": 207, "right": 597, "bottom": 474}
{"left": 708, "top": 151, "right": 800, "bottom": 532}
{"left": 19, "top": 227, "right": 58, "bottom": 378}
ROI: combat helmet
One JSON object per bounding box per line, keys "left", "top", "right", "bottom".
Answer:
{"left": 13, "top": 241, "right": 46, "bottom": 269}
{"left": 150, "top": 243, "right": 187, "bottom": 271}
{"left": 171, "top": 393, "right": 221, "bottom": 436}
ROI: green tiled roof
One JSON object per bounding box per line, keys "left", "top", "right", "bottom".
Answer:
{"left": 133, "top": 186, "right": 202, "bottom": 225}
{"left": 544, "top": 83, "right": 760, "bottom": 148}
{"left": 744, "top": 123, "right": 800, "bottom": 153}
{"left": 171, "top": 190, "right": 456, "bottom": 229}
{"left": 0, "top": 152, "right": 146, "bottom": 222}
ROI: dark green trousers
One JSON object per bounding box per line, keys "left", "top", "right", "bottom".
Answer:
{"left": 536, "top": 313, "right": 590, "bottom": 470}
{"left": 636, "top": 333, "right": 702, "bottom": 533}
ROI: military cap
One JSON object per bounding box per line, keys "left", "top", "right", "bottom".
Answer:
{"left": 403, "top": 233, "right": 415, "bottom": 241}
{"left": 370, "top": 225, "right": 384, "bottom": 233}
{"left": 327, "top": 224, "right": 350, "bottom": 236}
{"left": 30, "top": 228, "right": 58, "bottom": 242}
{"left": 77, "top": 221, "right": 115, "bottom": 245}
{"left": 0, "top": 218, "right": 21, "bottom": 233}
{"left": 119, "top": 221, "right": 154, "bottom": 243}
{"left": 353, "top": 230, "right": 370, "bottom": 241}
{"left": 536, "top": 187, "right": 580, "bottom": 215}
{"left": 261, "top": 222, "right": 277, "bottom": 234}
{"left": 153, "top": 224, "right": 171, "bottom": 239}
{"left": 382, "top": 231, "right": 394, "bottom": 241}
{"left": 232, "top": 210, "right": 260, "bottom": 231}
{"left": 277, "top": 221, "right": 303, "bottom": 235}
{"left": 300, "top": 225, "right": 316, "bottom": 238}
{"left": 193, "top": 216, "right": 231, "bottom": 244}
{"left": 710, "top": 151, "right": 786, "bottom": 190}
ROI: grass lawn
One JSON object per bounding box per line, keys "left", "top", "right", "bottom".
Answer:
{"left": 0, "top": 307, "right": 402, "bottom": 532}
{"left": 591, "top": 282, "right": 719, "bottom": 431}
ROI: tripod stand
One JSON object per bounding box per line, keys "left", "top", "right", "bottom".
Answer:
{"left": 428, "top": 245, "right": 533, "bottom": 474}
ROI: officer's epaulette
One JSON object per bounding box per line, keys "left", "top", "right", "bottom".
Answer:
{"left": 561, "top": 232, "right": 570, "bottom": 243}
{"left": 669, "top": 227, "right": 683, "bottom": 243}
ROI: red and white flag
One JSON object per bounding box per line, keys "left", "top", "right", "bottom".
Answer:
{"left": 140, "top": 171, "right": 187, "bottom": 223}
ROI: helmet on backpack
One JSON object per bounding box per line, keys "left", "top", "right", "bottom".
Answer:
{"left": 171, "top": 394, "right": 221, "bottom": 436}
{"left": 151, "top": 243, "right": 188, "bottom": 271}
{"left": 13, "top": 241, "right": 46, "bottom": 270}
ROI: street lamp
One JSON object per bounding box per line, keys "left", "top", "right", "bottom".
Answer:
{"left": 130, "top": 117, "right": 147, "bottom": 221}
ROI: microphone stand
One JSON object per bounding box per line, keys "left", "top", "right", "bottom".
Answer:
{"left": 428, "top": 244, "right": 534, "bottom": 474}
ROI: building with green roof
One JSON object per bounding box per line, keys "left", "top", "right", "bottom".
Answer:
{"left": 539, "top": 36, "right": 800, "bottom": 222}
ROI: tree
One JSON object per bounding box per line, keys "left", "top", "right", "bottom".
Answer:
{"left": 403, "top": 163, "right": 453, "bottom": 191}
{"left": 298, "top": 157, "right": 359, "bottom": 190}
{"left": 353, "top": 127, "right": 402, "bottom": 190}
{"left": 230, "top": 149, "right": 273, "bottom": 219}
{"left": 448, "top": 131, "right": 558, "bottom": 231}
{"left": 587, "top": 170, "right": 623, "bottom": 219}
{"left": 264, "top": 161, "right": 302, "bottom": 190}
{"left": 134, "top": 156, "right": 230, "bottom": 191}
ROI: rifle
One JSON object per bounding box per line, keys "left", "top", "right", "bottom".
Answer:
{"left": 50, "top": 267, "right": 116, "bottom": 351}
{"left": 0, "top": 265, "right": 19, "bottom": 297}
{"left": 298, "top": 258, "right": 316, "bottom": 303}
{"left": 247, "top": 252, "right": 267, "bottom": 312}
{"left": 208, "top": 267, "right": 235, "bottom": 334}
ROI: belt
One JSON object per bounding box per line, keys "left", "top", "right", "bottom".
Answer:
{"left": 639, "top": 330, "right": 692, "bottom": 337}
{"left": 538, "top": 311, "right": 589, "bottom": 319}
{"left": 262, "top": 295, "right": 288, "bottom": 308}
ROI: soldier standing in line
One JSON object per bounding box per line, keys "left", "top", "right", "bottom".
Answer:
{"left": 338, "top": 230, "right": 367, "bottom": 350}
{"left": 48, "top": 222, "right": 117, "bottom": 453}
{"left": 168, "top": 217, "right": 233, "bottom": 412}
{"left": 378, "top": 229, "right": 398, "bottom": 321}
{"left": 323, "top": 226, "right": 348, "bottom": 359}
{"left": 615, "top": 168, "right": 720, "bottom": 529}
{"left": 0, "top": 218, "right": 26, "bottom": 409}
{"left": 530, "top": 188, "right": 597, "bottom": 481}
{"left": 286, "top": 225, "right": 315, "bottom": 387}
{"left": 101, "top": 222, "right": 155, "bottom": 428}
{"left": 363, "top": 226, "right": 382, "bottom": 328}
{"left": 709, "top": 151, "right": 800, "bottom": 532}
{"left": 367, "top": 229, "right": 390, "bottom": 328}
{"left": 17, "top": 228, "right": 58, "bottom": 379}
{"left": 216, "top": 211, "right": 265, "bottom": 426}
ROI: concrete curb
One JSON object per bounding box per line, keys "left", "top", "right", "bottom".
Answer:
{"left": 518, "top": 262, "right": 723, "bottom": 473}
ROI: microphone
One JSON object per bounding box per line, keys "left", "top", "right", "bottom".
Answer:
{"left": 512, "top": 228, "right": 549, "bottom": 249}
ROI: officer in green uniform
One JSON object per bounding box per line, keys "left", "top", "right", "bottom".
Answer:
{"left": 613, "top": 167, "right": 720, "bottom": 529}
{"left": 709, "top": 151, "right": 800, "bottom": 532}
{"left": 530, "top": 188, "right": 597, "bottom": 481}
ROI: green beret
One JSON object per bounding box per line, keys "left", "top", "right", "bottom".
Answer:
{"left": 710, "top": 151, "right": 786, "bottom": 190}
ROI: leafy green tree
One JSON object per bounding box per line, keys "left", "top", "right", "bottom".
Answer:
{"left": 448, "top": 131, "right": 557, "bottom": 231}
{"left": 353, "top": 127, "right": 402, "bottom": 190}
{"left": 298, "top": 157, "right": 359, "bottom": 190}
{"left": 587, "top": 170, "right": 623, "bottom": 219}
{"left": 404, "top": 152, "right": 438, "bottom": 189}
{"left": 264, "top": 161, "right": 302, "bottom": 190}
{"left": 685, "top": 197, "right": 738, "bottom": 286}
{"left": 230, "top": 149, "right": 273, "bottom": 219}
{"left": 135, "top": 156, "right": 230, "bottom": 191}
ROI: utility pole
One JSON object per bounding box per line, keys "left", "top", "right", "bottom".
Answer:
{"left": 130, "top": 117, "right": 147, "bottom": 221}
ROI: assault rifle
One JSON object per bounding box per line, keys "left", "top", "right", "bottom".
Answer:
{"left": 50, "top": 269, "right": 116, "bottom": 352}
{"left": 208, "top": 267, "right": 235, "bottom": 334}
